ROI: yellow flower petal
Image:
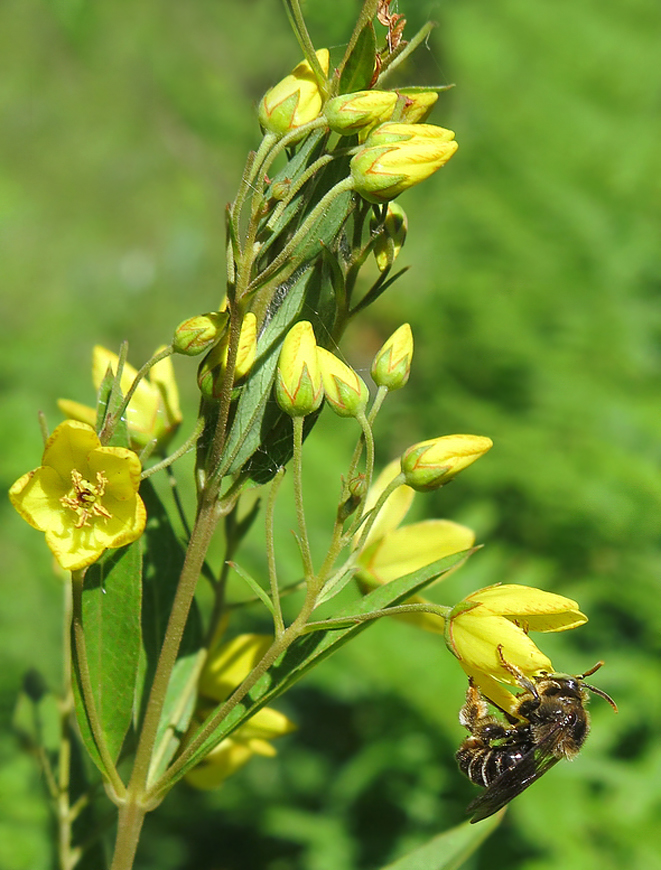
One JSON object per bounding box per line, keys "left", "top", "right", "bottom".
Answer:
{"left": 200, "top": 634, "right": 273, "bottom": 702}
{"left": 364, "top": 519, "right": 475, "bottom": 584}
{"left": 42, "top": 420, "right": 99, "bottom": 482}
{"left": 447, "top": 611, "right": 553, "bottom": 683}
{"left": 56, "top": 399, "right": 97, "bottom": 428}
{"left": 465, "top": 583, "right": 587, "bottom": 632}
{"left": 9, "top": 467, "right": 68, "bottom": 532}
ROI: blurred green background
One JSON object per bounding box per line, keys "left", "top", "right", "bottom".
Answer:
{"left": 2, "top": 0, "right": 661, "bottom": 868}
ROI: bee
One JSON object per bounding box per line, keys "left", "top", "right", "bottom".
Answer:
{"left": 456, "top": 649, "right": 618, "bottom": 823}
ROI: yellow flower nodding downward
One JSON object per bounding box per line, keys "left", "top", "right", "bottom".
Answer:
{"left": 355, "top": 459, "right": 475, "bottom": 634}
{"left": 258, "top": 49, "right": 330, "bottom": 137}
{"left": 58, "top": 345, "right": 182, "bottom": 453}
{"left": 275, "top": 321, "right": 323, "bottom": 417}
{"left": 186, "top": 634, "right": 296, "bottom": 790}
{"left": 446, "top": 584, "right": 588, "bottom": 714}
{"left": 351, "top": 123, "right": 458, "bottom": 204}
{"left": 9, "top": 420, "right": 146, "bottom": 572}
{"left": 401, "top": 434, "right": 493, "bottom": 492}
{"left": 316, "top": 347, "right": 369, "bottom": 418}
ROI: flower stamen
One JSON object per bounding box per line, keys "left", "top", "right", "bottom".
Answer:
{"left": 60, "top": 469, "right": 113, "bottom": 528}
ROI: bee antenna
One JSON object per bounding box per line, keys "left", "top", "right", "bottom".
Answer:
{"left": 583, "top": 683, "right": 618, "bottom": 713}
{"left": 579, "top": 661, "right": 604, "bottom": 679}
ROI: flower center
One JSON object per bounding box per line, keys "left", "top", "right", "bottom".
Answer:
{"left": 60, "top": 469, "right": 113, "bottom": 528}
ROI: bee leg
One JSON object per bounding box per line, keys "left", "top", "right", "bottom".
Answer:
{"left": 496, "top": 644, "right": 541, "bottom": 703}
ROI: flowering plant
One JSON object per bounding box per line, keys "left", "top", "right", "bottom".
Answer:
{"left": 8, "top": 2, "right": 611, "bottom": 868}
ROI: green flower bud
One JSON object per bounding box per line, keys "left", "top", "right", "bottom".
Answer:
{"left": 370, "top": 201, "right": 408, "bottom": 271}
{"left": 275, "top": 321, "right": 323, "bottom": 417}
{"left": 258, "top": 49, "right": 329, "bottom": 137}
{"left": 371, "top": 323, "right": 413, "bottom": 390}
{"left": 400, "top": 434, "right": 492, "bottom": 492}
{"left": 324, "top": 90, "right": 398, "bottom": 136}
{"left": 317, "top": 347, "right": 369, "bottom": 418}
{"left": 173, "top": 311, "right": 229, "bottom": 356}
{"left": 351, "top": 123, "right": 458, "bottom": 204}
{"left": 337, "top": 474, "right": 367, "bottom": 523}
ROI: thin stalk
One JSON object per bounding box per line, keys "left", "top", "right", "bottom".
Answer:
{"left": 351, "top": 473, "right": 406, "bottom": 552}
{"left": 140, "top": 418, "right": 204, "bottom": 481}
{"left": 57, "top": 580, "right": 74, "bottom": 870}
{"left": 281, "top": 0, "right": 328, "bottom": 95}
{"left": 302, "top": 602, "right": 451, "bottom": 633}
{"left": 265, "top": 468, "right": 287, "bottom": 637}
{"left": 264, "top": 153, "right": 336, "bottom": 233}
{"left": 110, "top": 799, "right": 146, "bottom": 870}
{"left": 292, "top": 416, "right": 314, "bottom": 581}
{"left": 376, "top": 21, "right": 437, "bottom": 86}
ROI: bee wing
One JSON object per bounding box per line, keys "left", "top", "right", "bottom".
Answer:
{"left": 467, "top": 724, "right": 564, "bottom": 823}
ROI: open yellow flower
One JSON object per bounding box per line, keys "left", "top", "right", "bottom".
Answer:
{"left": 355, "top": 460, "right": 475, "bottom": 633}
{"left": 9, "top": 420, "right": 146, "bottom": 572}
{"left": 445, "top": 584, "right": 588, "bottom": 714}
{"left": 186, "top": 634, "right": 296, "bottom": 790}
{"left": 58, "top": 345, "right": 182, "bottom": 453}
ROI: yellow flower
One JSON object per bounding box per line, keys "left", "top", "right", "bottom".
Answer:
{"left": 446, "top": 584, "right": 588, "bottom": 714}
{"left": 275, "top": 321, "right": 323, "bottom": 417}
{"left": 355, "top": 460, "right": 475, "bottom": 633}
{"left": 58, "top": 346, "right": 182, "bottom": 453}
{"left": 9, "top": 420, "right": 146, "bottom": 572}
{"left": 350, "top": 123, "right": 458, "bottom": 204}
{"left": 258, "top": 49, "right": 330, "bottom": 137}
{"left": 186, "top": 634, "right": 296, "bottom": 790}
{"left": 400, "top": 434, "right": 493, "bottom": 492}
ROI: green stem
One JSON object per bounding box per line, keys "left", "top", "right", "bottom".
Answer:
{"left": 281, "top": 0, "right": 328, "bottom": 96}
{"left": 57, "top": 580, "right": 75, "bottom": 870}
{"left": 292, "top": 416, "right": 314, "bottom": 581}
{"left": 351, "top": 473, "right": 406, "bottom": 551}
{"left": 140, "top": 418, "right": 204, "bottom": 481}
{"left": 302, "top": 602, "right": 451, "bottom": 633}
{"left": 376, "top": 21, "right": 437, "bottom": 85}
{"left": 70, "top": 571, "right": 126, "bottom": 801}
{"left": 110, "top": 799, "right": 147, "bottom": 870}
{"left": 265, "top": 468, "right": 287, "bottom": 637}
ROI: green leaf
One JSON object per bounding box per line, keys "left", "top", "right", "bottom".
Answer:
{"left": 222, "top": 265, "right": 312, "bottom": 477}
{"left": 139, "top": 480, "right": 203, "bottom": 776}
{"left": 165, "top": 548, "right": 475, "bottom": 785}
{"left": 379, "top": 813, "right": 503, "bottom": 870}
{"left": 228, "top": 561, "right": 275, "bottom": 615}
{"left": 339, "top": 22, "right": 377, "bottom": 94}
{"left": 95, "top": 353, "right": 129, "bottom": 449}
{"left": 72, "top": 541, "right": 142, "bottom": 766}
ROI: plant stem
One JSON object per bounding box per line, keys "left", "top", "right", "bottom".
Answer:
{"left": 292, "top": 416, "right": 314, "bottom": 581}
{"left": 265, "top": 469, "right": 287, "bottom": 637}
{"left": 302, "top": 602, "right": 451, "bottom": 633}
{"left": 110, "top": 799, "right": 147, "bottom": 870}
{"left": 281, "top": 0, "right": 328, "bottom": 96}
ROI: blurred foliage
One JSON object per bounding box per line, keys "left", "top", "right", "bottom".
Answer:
{"left": 2, "top": 0, "right": 661, "bottom": 868}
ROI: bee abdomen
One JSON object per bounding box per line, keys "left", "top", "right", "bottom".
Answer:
{"left": 456, "top": 740, "right": 529, "bottom": 788}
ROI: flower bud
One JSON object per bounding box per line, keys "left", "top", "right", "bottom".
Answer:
{"left": 370, "top": 202, "right": 408, "bottom": 271}
{"left": 317, "top": 347, "right": 369, "bottom": 418}
{"left": 275, "top": 321, "right": 323, "bottom": 417}
{"left": 397, "top": 90, "right": 439, "bottom": 124}
{"left": 351, "top": 123, "right": 458, "bottom": 204}
{"left": 197, "top": 313, "right": 257, "bottom": 399}
{"left": 337, "top": 474, "right": 366, "bottom": 523}
{"left": 400, "top": 434, "right": 492, "bottom": 492}
{"left": 325, "top": 90, "right": 398, "bottom": 136}
{"left": 371, "top": 323, "right": 413, "bottom": 390}
{"left": 258, "top": 49, "right": 330, "bottom": 137}
{"left": 173, "top": 311, "right": 228, "bottom": 356}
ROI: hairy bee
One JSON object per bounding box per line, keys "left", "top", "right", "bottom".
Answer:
{"left": 456, "top": 653, "right": 617, "bottom": 823}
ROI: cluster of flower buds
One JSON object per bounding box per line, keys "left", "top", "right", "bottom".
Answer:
{"left": 370, "top": 202, "right": 408, "bottom": 272}
{"left": 193, "top": 312, "right": 257, "bottom": 400}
